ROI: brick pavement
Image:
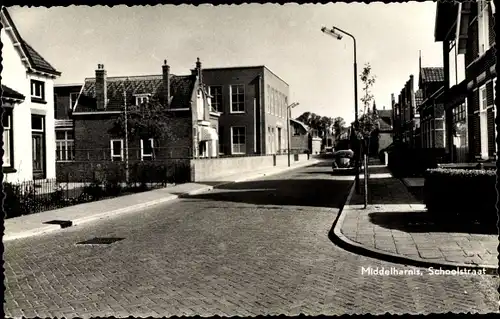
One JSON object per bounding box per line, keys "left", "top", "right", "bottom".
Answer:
{"left": 3, "top": 163, "right": 498, "bottom": 317}
{"left": 336, "top": 160, "right": 498, "bottom": 269}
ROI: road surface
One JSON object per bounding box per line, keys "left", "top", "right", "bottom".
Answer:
{"left": 4, "top": 161, "right": 498, "bottom": 317}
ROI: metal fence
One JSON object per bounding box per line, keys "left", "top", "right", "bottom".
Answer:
{"left": 3, "top": 178, "right": 171, "bottom": 219}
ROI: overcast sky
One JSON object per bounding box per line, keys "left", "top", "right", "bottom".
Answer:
{"left": 9, "top": 3, "right": 443, "bottom": 123}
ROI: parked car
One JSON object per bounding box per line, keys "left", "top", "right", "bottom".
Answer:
{"left": 332, "top": 149, "right": 355, "bottom": 171}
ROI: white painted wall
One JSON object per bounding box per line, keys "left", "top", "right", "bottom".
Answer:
{"left": 1, "top": 28, "right": 56, "bottom": 183}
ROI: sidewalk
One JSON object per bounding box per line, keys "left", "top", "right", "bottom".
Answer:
{"left": 4, "top": 158, "right": 320, "bottom": 242}
{"left": 332, "top": 159, "right": 498, "bottom": 274}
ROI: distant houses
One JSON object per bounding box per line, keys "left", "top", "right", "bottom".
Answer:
{"left": 391, "top": 0, "right": 496, "bottom": 165}
{"left": 1, "top": 7, "right": 61, "bottom": 183}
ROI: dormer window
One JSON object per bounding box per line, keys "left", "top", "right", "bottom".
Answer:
{"left": 134, "top": 94, "right": 151, "bottom": 105}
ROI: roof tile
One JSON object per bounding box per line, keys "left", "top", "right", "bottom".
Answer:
{"left": 1, "top": 84, "right": 25, "bottom": 101}
{"left": 74, "top": 74, "right": 195, "bottom": 112}
{"left": 421, "top": 67, "right": 444, "bottom": 83}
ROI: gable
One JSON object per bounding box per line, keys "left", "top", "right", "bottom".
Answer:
{"left": 1, "top": 7, "right": 61, "bottom": 77}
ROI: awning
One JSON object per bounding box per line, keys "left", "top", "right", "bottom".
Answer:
{"left": 199, "top": 126, "right": 218, "bottom": 141}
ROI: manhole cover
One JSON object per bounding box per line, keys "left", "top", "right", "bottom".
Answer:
{"left": 43, "top": 220, "right": 73, "bottom": 228}
{"left": 76, "top": 237, "right": 125, "bottom": 245}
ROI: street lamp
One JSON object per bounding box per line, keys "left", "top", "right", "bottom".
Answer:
{"left": 321, "top": 25, "right": 361, "bottom": 194}
{"left": 287, "top": 102, "right": 300, "bottom": 167}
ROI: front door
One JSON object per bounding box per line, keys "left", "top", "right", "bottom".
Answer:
{"left": 31, "top": 115, "right": 45, "bottom": 179}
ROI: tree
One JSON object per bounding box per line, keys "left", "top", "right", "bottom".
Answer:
{"left": 357, "top": 63, "right": 380, "bottom": 156}
{"left": 296, "top": 112, "right": 334, "bottom": 139}
{"left": 109, "top": 95, "right": 178, "bottom": 143}
{"left": 333, "top": 117, "right": 346, "bottom": 140}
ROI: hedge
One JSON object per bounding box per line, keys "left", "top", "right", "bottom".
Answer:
{"left": 423, "top": 168, "right": 496, "bottom": 222}
{"left": 387, "top": 147, "right": 445, "bottom": 177}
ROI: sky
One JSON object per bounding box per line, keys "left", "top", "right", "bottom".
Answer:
{"left": 8, "top": 2, "right": 443, "bottom": 124}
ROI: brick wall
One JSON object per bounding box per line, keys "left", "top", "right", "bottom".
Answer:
{"left": 291, "top": 135, "right": 308, "bottom": 153}
{"left": 203, "top": 67, "right": 263, "bottom": 155}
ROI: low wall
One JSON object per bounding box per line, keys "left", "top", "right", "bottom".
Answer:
{"left": 56, "top": 159, "right": 191, "bottom": 183}
{"left": 191, "top": 153, "right": 311, "bottom": 182}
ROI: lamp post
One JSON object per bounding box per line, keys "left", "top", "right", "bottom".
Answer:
{"left": 321, "top": 25, "right": 360, "bottom": 194}
{"left": 287, "top": 102, "right": 300, "bottom": 167}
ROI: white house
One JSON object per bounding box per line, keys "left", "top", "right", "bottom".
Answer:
{"left": 1, "top": 7, "right": 61, "bottom": 183}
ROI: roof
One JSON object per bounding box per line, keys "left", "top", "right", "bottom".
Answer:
{"left": 1, "top": 8, "right": 61, "bottom": 76}
{"left": 420, "top": 67, "right": 444, "bottom": 84}
{"left": 415, "top": 89, "right": 424, "bottom": 105}
{"left": 434, "top": 1, "right": 459, "bottom": 42}
{"left": 376, "top": 109, "right": 393, "bottom": 131}
{"left": 73, "top": 74, "right": 196, "bottom": 113}
{"left": 1, "top": 84, "right": 25, "bottom": 101}
{"left": 203, "top": 65, "right": 289, "bottom": 86}
{"left": 290, "top": 118, "right": 309, "bottom": 132}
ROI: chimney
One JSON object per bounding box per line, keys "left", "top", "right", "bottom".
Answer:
{"left": 162, "top": 59, "right": 170, "bottom": 106}
{"left": 196, "top": 57, "right": 202, "bottom": 84}
{"left": 95, "top": 64, "right": 107, "bottom": 110}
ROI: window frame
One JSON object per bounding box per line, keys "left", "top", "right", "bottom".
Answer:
{"left": 135, "top": 96, "right": 150, "bottom": 106}
{"left": 229, "top": 84, "right": 245, "bottom": 114}
{"left": 2, "top": 111, "right": 13, "bottom": 168}
{"left": 209, "top": 86, "right": 223, "bottom": 113}
{"left": 69, "top": 92, "right": 79, "bottom": 109}
{"left": 140, "top": 138, "right": 155, "bottom": 161}
{"left": 479, "top": 83, "right": 489, "bottom": 159}
{"left": 230, "top": 126, "right": 246, "bottom": 155}
{"left": 55, "top": 129, "right": 75, "bottom": 162}
{"left": 477, "top": 0, "right": 490, "bottom": 56}
{"left": 30, "top": 80, "right": 45, "bottom": 102}
{"left": 110, "top": 139, "right": 124, "bottom": 161}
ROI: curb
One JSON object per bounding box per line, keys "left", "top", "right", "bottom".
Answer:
{"left": 330, "top": 174, "right": 498, "bottom": 276}
{"left": 3, "top": 186, "right": 214, "bottom": 242}
{"left": 233, "top": 160, "right": 322, "bottom": 183}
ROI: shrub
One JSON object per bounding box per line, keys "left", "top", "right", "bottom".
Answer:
{"left": 424, "top": 168, "right": 496, "bottom": 222}
{"left": 81, "top": 181, "right": 104, "bottom": 201}
{"left": 3, "top": 183, "right": 24, "bottom": 218}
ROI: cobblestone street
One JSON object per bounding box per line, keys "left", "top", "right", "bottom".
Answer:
{"left": 3, "top": 163, "right": 499, "bottom": 317}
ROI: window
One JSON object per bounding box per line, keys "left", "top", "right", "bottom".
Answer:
{"left": 141, "top": 138, "right": 154, "bottom": 161}
{"left": 56, "top": 130, "right": 75, "bottom": 162}
{"left": 69, "top": 92, "right": 79, "bottom": 109}
{"left": 2, "top": 111, "right": 13, "bottom": 168}
{"left": 136, "top": 96, "right": 149, "bottom": 105}
{"left": 478, "top": 0, "right": 490, "bottom": 56}
{"left": 494, "top": 78, "right": 497, "bottom": 156}
{"left": 31, "top": 80, "right": 45, "bottom": 101}
{"left": 209, "top": 86, "right": 223, "bottom": 112}
{"left": 230, "top": 85, "right": 245, "bottom": 113}
{"left": 231, "top": 126, "right": 246, "bottom": 154}
{"left": 266, "top": 85, "right": 271, "bottom": 113}
{"left": 110, "top": 139, "right": 124, "bottom": 161}
{"left": 479, "top": 84, "right": 489, "bottom": 159}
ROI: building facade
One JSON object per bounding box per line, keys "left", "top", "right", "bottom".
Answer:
{"left": 416, "top": 66, "right": 446, "bottom": 151}
{"left": 394, "top": 75, "right": 418, "bottom": 148}
{"left": 289, "top": 119, "right": 310, "bottom": 154}
{"left": 61, "top": 59, "right": 218, "bottom": 181}
{"left": 435, "top": 0, "right": 496, "bottom": 162}
{"left": 53, "top": 84, "right": 82, "bottom": 163}
{"left": 202, "top": 66, "right": 290, "bottom": 156}
{"left": 1, "top": 7, "right": 61, "bottom": 182}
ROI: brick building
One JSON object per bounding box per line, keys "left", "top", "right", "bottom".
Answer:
{"left": 54, "top": 83, "right": 82, "bottom": 162}
{"left": 56, "top": 59, "right": 219, "bottom": 181}
{"left": 393, "top": 75, "right": 418, "bottom": 148}
{"left": 416, "top": 65, "right": 446, "bottom": 150}
{"left": 434, "top": 0, "right": 496, "bottom": 162}
{"left": 289, "top": 119, "right": 310, "bottom": 153}
{"left": 201, "top": 66, "right": 290, "bottom": 156}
